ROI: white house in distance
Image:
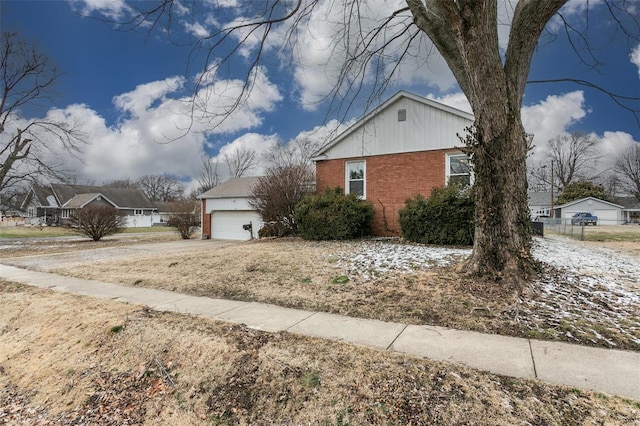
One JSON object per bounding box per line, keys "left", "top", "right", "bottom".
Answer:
{"left": 198, "top": 177, "right": 263, "bottom": 240}
{"left": 21, "top": 184, "right": 157, "bottom": 227}
{"left": 554, "top": 197, "right": 625, "bottom": 225}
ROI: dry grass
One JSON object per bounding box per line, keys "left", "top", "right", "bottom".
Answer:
{"left": 0, "top": 232, "right": 178, "bottom": 259}
{"left": 31, "top": 237, "right": 637, "bottom": 351}
{"left": 1, "top": 281, "right": 639, "bottom": 425}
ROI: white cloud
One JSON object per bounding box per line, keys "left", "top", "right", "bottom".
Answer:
{"left": 631, "top": 44, "right": 640, "bottom": 77}
{"left": 185, "top": 22, "right": 210, "bottom": 38}
{"left": 33, "top": 69, "right": 282, "bottom": 186}
{"left": 427, "top": 91, "right": 588, "bottom": 146}
{"left": 522, "top": 91, "right": 587, "bottom": 148}
{"left": 73, "top": 0, "right": 130, "bottom": 19}
{"left": 113, "top": 77, "right": 185, "bottom": 119}
{"left": 288, "top": 0, "right": 456, "bottom": 110}
{"left": 426, "top": 92, "right": 472, "bottom": 114}
{"left": 599, "top": 131, "right": 639, "bottom": 169}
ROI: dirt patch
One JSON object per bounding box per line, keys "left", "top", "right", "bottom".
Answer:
{"left": 1, "top": 282, "right": 638, "bottom": 424}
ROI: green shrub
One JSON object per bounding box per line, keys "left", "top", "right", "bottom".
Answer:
{"left": 399, "top": 185, "right": 475, "bottom": 245}
{"left": 295, "top": 188, "right": 374, "bottom": 240}
{"left": 258, "top": 221, "right": 294, "bottom": 238}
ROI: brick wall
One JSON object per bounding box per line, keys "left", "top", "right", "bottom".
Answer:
{"left": 201, "top": 200, "right": 211, "bottom": 238}
{"left": 315, "top": 149, "right": 456, "bottom": 236}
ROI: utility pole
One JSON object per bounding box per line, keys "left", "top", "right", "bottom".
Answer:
{"left": 550, "top": 160, "right": 555, "bottom": 219}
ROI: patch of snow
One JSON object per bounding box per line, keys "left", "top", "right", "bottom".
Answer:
{"left": 333, "top": 235, "right": 639, "bottom": 348}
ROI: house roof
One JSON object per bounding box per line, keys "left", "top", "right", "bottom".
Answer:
{"left": 613, "top": 196, "right": 640, "bottom": 210}
{"left": 26, "top": 184, "right": 155, "bottom": 210}
{"left": 63, "top": 193, "right": 118, "bottom": 209}
{"left": 198, "top": 177, "right": 261, "bottom": 199}
{"left": 50, "top": 184, "right": 156, "bottom": 209}
{"left": 528, "top": 191, "right": 554, "bottom": 206}
{"left": 21, "top": 185, "right": 57, "bottom": 209}
{"left": 312, "top": 90, "right": 475, "bottom": 160}
{"left": 555, "top": 196, "right": 624, "bottom": 210}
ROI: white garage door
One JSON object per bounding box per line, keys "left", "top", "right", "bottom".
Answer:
{"left": 593, "top": 209, "right": 618, "bottom": 225}
{"left": 211, "top": 210, "right": 261, "bottom": 240}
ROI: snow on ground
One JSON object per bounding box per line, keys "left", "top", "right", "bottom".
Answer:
{"left": 335, "top": 235, "right": 639, "bottom": 347}
{"left": 336, "top": 239, "right": 470, "bottom": 280}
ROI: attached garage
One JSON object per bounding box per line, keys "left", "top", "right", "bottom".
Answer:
{"left": 211, "top": 210, "right": 262, "bottom": 240}
{"left": 198, "top": 177, "right": 264, "bottom": 241}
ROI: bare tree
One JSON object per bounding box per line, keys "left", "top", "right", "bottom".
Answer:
{"left": 104, "top": 1, "right": 638, "bottom": 284}
{"left": 0, "top": 32, "right": 85, "bottom": 196}
{"left": 249, "top": 164, "right": 315, "bottom": 237}
{"left": 615, "top": 143, "right": 640, "bottom": 202}
{"left": 531, "top": 133, "right": 602, "bottom": 191}
{"left": 263, "top": 137, "right": 322, "bottom": 169}
{"left": 136, "top": 174, "right": 184, "bottom": 202}
{"left": 224, "top": 146, "right": 257, "bottom": 179}
{"left": 167, "top": 198, "right": 200, "bottom": 239}
{"left": 194, "top": 156, "right": 221, "bottom": 193}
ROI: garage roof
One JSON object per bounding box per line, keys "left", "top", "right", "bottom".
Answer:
{"left": 555, "top": 196, "right": 624, "bottom": 210}
{"left": 198, "top": 176, "right": 262, "bottom": 199}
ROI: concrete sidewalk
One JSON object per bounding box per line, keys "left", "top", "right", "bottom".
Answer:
{"left": 1, "top": 263, "right": 638, "bottom": 401}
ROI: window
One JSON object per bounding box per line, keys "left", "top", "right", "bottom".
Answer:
{"left": 61, "top": 209, "right": 72, "bottom": 219}
{"left": 446, "top": 153, "right": 472, "bottom": 187}
{"left": 398, "top": 109, "right": 407, "bottom": 122}
{"left": 346, "top": 160, "right": 365, "bottom": 198}
{"left": 28, "top": 207, "right": 35, "bottom": 217}
{"left": 134, "top": 209, "right": 143, "bottom": 215}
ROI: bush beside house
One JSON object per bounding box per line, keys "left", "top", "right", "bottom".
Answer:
{"left": 295, "top": 188, "right": 374, "bottom": 240}
{"left": 399, "top": 185, "right": 475, "bottom": 246}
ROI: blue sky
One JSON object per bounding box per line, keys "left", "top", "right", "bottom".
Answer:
{"left": 2, "top": 0, "right": 639, "bottom": 188}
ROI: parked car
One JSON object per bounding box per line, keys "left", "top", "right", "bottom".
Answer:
{"left": 571, "top": 212, "right": 598, "bottom": 226}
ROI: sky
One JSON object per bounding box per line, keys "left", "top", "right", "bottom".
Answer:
{"left": 1, "top": 0, "right": 639, "bottom": 192}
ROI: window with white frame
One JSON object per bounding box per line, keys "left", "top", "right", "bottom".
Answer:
{"left": 346, "top": 160, "right": 365, "bottom": 198}
{"left": 134, "top": 209, "right": 143, "bottom": 215}
{"left": 61, "top": 209, "right": 72, "bottom": 219}
{"left": 446, "top": 153, "right": 472, "bottom": 187}
{"left": 28, "top": 207, "right": 35, "bottom": 217}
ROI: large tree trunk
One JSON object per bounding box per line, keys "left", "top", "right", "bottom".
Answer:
{"left": 407, "top": 0, "right": 566, "bottom": 285}
{"left": 462, "top": 108, "right": 534, "bottom": 282}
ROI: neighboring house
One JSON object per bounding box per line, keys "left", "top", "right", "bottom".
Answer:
{"left": 152, "top": 201, "right": 201, "bottom": 226}
{"left": 612, "top": 197, "right": 640, "bottom": 224}
{"left": 198, "top": 177, "right": 263, "bottom": 240}
{"left": 554, "top": 197, "right": 625, "bottom": 225}
{"left": 21, "top": 184, "right": 157, "bottom": 227}
{"left": 312, "top": 90, "right": 474, "bottom": 236}
{"left": 528, "top": 191, "right": 554, "bottom": 219}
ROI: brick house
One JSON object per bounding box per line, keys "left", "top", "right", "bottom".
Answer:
{"left": 312, "top": 91, "right": 474, "bottom": 236}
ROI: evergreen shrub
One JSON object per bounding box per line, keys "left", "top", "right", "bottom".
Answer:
{"left": 399, "top": 185, "right": 474, "bottom": 245}
{"left": 295, "top": 187, "right": 374, "bottom": 240}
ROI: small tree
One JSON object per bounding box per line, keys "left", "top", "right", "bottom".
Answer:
{"left": 295, "top": 188, "right": 374, "bottom": 240}
{"left": 68, "top": 205, "right": 126, "bottom": 241}
{"left": 166, "top": 199, "right": 200, "bottom": 239}
{"left": 556, "top": 181, "right": 611, "bottom": 205}
{"left": 249, "top": 165, "right": 315, "bottom": 237}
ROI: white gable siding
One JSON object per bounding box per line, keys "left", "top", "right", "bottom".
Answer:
{"left": 320, "top": 97, "right": 473, "bottom": 160}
